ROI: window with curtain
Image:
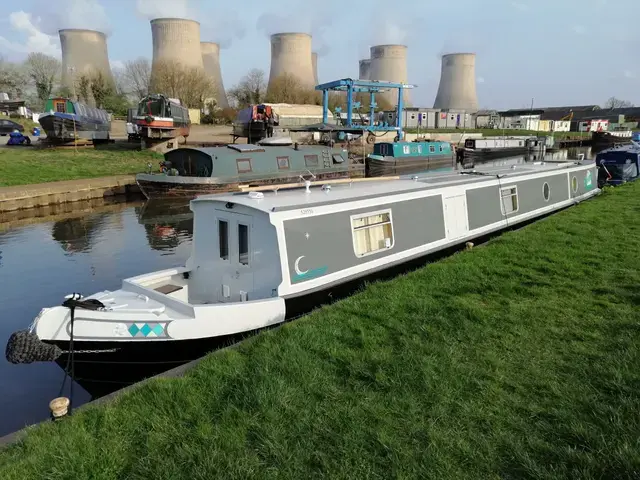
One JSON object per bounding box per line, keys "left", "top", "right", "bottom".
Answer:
{"left": 351, "top": 211, "right": 394, "bottom": 257}
{"left": 500, "top": 186, "right": 519, "bottom": 215}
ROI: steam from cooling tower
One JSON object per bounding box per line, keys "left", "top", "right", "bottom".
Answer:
{"left": 201, "top": 42, "right": 229, "bottom": 109}
{"left": 369, "top": 45, "right": 410, "bottom": 107}
{"left": 312, "top": 52, "right": 319, "bottom": 85}
{"left": 433, "top": 53, "right": 479, "bottom": 112}
{"left": 359, "top": 59, "right": 371, "bottom": 80}
{"left": 267, "top": 33, "right": 316, "bottom": 94}
{"left": 257, "top": 10, "right": 332, "bottom": 57}
{"left": 59, "top": 29, "right": 115, "bottom": 93}
{"left": 150, "top": 18, "right": 204, "bottom": 84}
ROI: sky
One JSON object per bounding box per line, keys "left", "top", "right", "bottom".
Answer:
{"left": 0, "top": 0, "right": 638, "bottom": 109}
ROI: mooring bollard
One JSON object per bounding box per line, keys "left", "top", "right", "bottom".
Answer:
{"left": 49, "top": 397, "right": 70, "bottom": 419}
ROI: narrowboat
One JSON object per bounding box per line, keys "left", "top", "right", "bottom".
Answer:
{"left": 595, "top": 144, "right": 640, "bottom": 187}
{"left": 464, "top": 136, "right": 545, "bottom": 160}
{"left": 366, "top": 140, "right": 455, "bottom": 176}
{"left": 135, "top": 140, "right": 365, "bottom": 199}
{"left": 6, "top": 160, "right": 600, "bottom": 389}
{"left": 37, "top": 97, "right": 111, "bottom": 143}
{"left": 231, "top": 104, "right": 279, "bottom": 143}
{"left": 134, "top": 94, "right": 190, "bottom": 142}
{"left": 591, "top": 130, "right": 632, "bottom": 148}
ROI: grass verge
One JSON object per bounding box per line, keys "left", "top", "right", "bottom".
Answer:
{"left": 404, "top": 128, "right": 590, "bottom": 138}
{"left": 0, "top": 148, "right": 162, "bottom": 187}
{"left": 1, "top": 183, "right": 640, "bottom": 479}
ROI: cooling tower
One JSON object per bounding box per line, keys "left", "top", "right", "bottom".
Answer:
{"left": 433, "top": 53, "right": 479, "bottom": 112}
{"left": 151, "top": 18, "right": 204, "bottom": 81}
{"left": 312, "top": 52, "right": 318, "bottom": 85}
{"left": 59, "top": 29, "right": 115, "bottom": 91}
{"left": 201, "top": 42, "right": 229, "bottom": 108}
{"left": 369, "top": 44, "right": 410, "bottom": 106}
{"left": 268, "top": 33, "right": 315, "bottom": 93}
{"left": 359, "top": 59, "right": 371, "bottom": 80}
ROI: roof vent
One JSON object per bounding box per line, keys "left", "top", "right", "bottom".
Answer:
{"left": 248, "top": 191, "right": 264, "bottom": 199}
{"left": 304, "top": 180, "right": 311, "bottom": 193}
{"left": 322, "top": 184, "right": 331, "bottom": 192}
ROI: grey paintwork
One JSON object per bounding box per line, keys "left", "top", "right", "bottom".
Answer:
{"left": 466, "top": 173, "right": 569, "bottom": 230}
{"left": 283, "top": 196, "right": 445, "bottom": 284}
{"left": 569, "top": 165, "right": 598, "bottom": 198}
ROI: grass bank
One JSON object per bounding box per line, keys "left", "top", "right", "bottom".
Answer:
{"left": 1, "top": 184, "right": 640, "bottom": 479}
{"left": 0, "top": 148, "right": 161, "bottom": 187}
{"left": 405, "top": 128, "right": 589, "bottom": 138}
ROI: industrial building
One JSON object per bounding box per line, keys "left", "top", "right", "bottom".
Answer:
{"left": 384, "top": 107, "right": 474, "bottom": 129}
{"left": 150, "top": 18, "right": 204, "bottom": 83}
{"left": 433, "top": 53, "right": 479, "bottom": 112}
{"left": 59, "top": 29, "right": 115, "bottom": 92}
{"left": 267, "top": 33, "right": 316, "bottom": 94}
{"left": 358, "top": 59, "right": 371, "bottom": 80}
{"left": 369, "top": 45, "right": 410, "bottom": 107}
{"left": 201, "top": 42, "right": 229, "bottom": 109}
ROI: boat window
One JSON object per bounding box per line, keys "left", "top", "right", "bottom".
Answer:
{"left": 429, "top": 145, "right": 435, "bottom": 153}
{"left": 237, "top": 158, "right": 252, "bottom": 174}
{"left": 276, "top": 156, "right": 290, "bottom": 169}
{"left": 543, "top": 182, "right": 550, "bottom": 201}
{"left": 351, "top": 210, "right": 394, "bottom": 257}
{"left": 519, "top": 141, "right": 523, "bottom": 146}
{"left": 332, "top": 154, "right": 344, "bottom": 164}
{"left": 56, "top": 102, "right": 66, "bottom": 113}
{"left": 305, "top": 155, "right": 319, "bottom": 167}
{"left": 500, "top": 186, "right": 519, "bottom": 215}
{"left": 238, "top": 224, "right": 249, "bottom": 265}
{"left": 571, "top": 176, "right": 578, "bottom": 193}
{"left": 439, "top": 145, "right": 444, "bottom": 152}
{"left": 218, "top": 220, "right": 229, "bottom": 260}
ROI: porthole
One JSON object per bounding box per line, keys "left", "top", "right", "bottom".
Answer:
{"left": 543, "top": 182, "right": 550, "bottom": 202}
{"left": 571, "top": 176, "right": 578, "bottom": 193}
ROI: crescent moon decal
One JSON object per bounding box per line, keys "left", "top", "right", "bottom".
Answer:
{"left": 294, "top": 256, "right": 309, "bottom": 276}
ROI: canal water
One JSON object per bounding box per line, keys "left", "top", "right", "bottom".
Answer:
{"left": 0, "top": 146, "right": 593, "bottom": 437}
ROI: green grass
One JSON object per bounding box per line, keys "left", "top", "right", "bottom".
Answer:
{"left": 0, "top": 148, "right": 162, "bottom": 187}
{"left": 405, "top": 128, "right": 589, "bottom": 138}
{"left": 1, "top": 183, "right": 640, "bottom": 479}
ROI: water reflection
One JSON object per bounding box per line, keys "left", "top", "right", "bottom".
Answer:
{"left": 51, "top": 214, "right": 110, "bottom": 254}
{"left": 135, "top": 200, "right": 193, "bottom": 252}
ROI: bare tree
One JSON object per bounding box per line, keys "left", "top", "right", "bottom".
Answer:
{"left": 228, "top": 68, "right": 266, "bottom": 108}
{"left": 0, "top": 56, "right": 28, "bottom": 99}
{"left": 604, "top": 97, "right": 634, "bottom": 109}
{"left": 24, "top": 52, "right": 60, "bottom": 102}
{"left": 122, "top": 58, "right": 151, "bottom": 99}
{"left": 150, "top": 60, "right": 215, "bottom": 108}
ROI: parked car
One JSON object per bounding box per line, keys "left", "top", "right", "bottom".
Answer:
{"left": 0, "top": 119, "right": 24, "bottom": 136}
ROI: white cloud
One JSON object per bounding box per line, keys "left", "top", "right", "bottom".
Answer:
{"left": 0, "top": 11, "right": 60, "bottom": 56}
{"left": 135, "top": 0, "right": 194, "bottom": 20}
{"left": 510, "top": 1, "right": 530, "bottom": 11}
{"left": 110, "top": 60, "right": 125, "bottom": 70}
{"left": 623, "top": 70, "right": 636, "bottom": 79}
{"left": 477, "top": 76, "right": 485, "bottom": 84}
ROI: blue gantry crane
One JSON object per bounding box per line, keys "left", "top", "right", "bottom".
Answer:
{"left": 289, "top": 77, "right": 416, "bottom": 145}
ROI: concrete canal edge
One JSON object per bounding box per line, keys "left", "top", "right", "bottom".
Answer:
{"left": 0, "top": 176, "right": 141, "bottom": 213}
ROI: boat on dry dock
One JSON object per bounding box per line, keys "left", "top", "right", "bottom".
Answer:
{"left": 6, "top": 159, "right": 600, "bottom": 388}
{"left": 136, "top": 138, "right": 364, "bottom": 199}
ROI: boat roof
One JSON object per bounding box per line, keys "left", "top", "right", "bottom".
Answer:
{"left": 170, "top": 143, "right": 346, "bottom": 157}
{"left": 192, "top": 160, "right": 593, "bottom": 214}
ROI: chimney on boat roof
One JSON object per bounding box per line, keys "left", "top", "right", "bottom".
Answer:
{"left": 267, "top": 33, "right": 316, "bottom": 96}
{"left": 433, "top": 53, "right": 479, "bottom": 113}
{"left": 150, "top": 18, "right": 204, "bottom": 87}
{"left": 59, "top": 29, "right": 115, "bottom": 95}
{"left": 369, "top": 44, "right": 410, "bottom": 107}
{"left": 201, "top": 42, "right": 229, "bottom": 109}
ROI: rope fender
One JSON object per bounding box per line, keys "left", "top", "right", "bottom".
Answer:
{"left": 5, "top": 330, "right": 63, "bottom": 364}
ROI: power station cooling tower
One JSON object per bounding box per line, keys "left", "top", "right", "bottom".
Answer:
{"left": 59, "top": 29, "right": 115, "bottom": 91}
{"left": 312, "top": 52, "right": 318, "bottom": 85}
{"left": 268, "top": 33, "right": 315, "bottom": 93}
{"left": 369, "top": 45, "right": 410, "bottom": 107}
{"left": 151, "top": 18, "right": 204, "bottom": 80}
{"left": 201, "top": 42, "right": 229, "bottom": 108}
{"left": 433, "top": 53, "right": 479, "bottom": 112}
{"left": 359, "top": 59, "right": 371, "bottom": 80}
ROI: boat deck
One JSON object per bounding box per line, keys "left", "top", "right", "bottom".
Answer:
{"left": 194, "top": 160, "right": 593, "bottom": 213}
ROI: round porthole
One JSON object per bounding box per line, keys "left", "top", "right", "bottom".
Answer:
{"left": 543, "top": 182, "right": 550, "bottom": 201}
{"left": 571, "top": 176, "right": 578, "bottom": 193}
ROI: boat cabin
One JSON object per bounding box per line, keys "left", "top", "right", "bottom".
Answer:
{"left": 595, "top": 145, "right": 640, "bottom": 186}
{"left": 373, "top": 141, "right": 452, "bottom": 158}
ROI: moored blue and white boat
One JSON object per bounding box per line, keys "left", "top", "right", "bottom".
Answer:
{"left": 38, "top": 96, "right": 111, "bottom": 143}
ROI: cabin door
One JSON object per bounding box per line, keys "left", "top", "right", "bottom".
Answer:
{"left": 443, "top": 193, "right": 469, "bottom": 240}
{"left": 216, "top": 211, "right": 254, "bottom": 303}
